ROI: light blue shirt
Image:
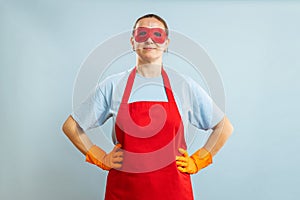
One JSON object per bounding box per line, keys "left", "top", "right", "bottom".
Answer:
{"left": 72, "top": 67, "right": 224, "bottom": 143}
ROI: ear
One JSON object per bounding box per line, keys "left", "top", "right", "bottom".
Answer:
{"left": 164, "top": 38, "right": 170, "bottom": 52}
{"left": 130, "top": 36, "right": 134, "bottom": 48}
{"left": 166, "top": 38, "right": 170, "bottom": 46}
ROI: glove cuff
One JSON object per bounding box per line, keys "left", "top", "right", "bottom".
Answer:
{"left": 85, "top": 145, "right": 111, "bottom": 171}
{"left": 191, "top": 148, "right": 212, "bottom": 172}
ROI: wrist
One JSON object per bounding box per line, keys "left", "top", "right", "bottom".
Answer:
{"left": 191, "top": 148, "right": 212, "bottom": 172}
{"left": 85, "top": 145, "right": 111, "bottom": 170}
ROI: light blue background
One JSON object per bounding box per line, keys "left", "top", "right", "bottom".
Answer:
{"left": 1, "top": 0, "right": 299, "bottom": 199}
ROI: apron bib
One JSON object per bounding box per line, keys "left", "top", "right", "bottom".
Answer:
{"left": 105, "top": 68, "right": 193, "bottom": 200}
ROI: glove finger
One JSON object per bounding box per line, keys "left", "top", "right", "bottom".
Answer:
{"left": 176, "top": 160, "right": 183, "bottom": 166}
{"left": 113, "top": 151, "right": 124, "bottom": 158}
{"left": 112, "top": 144, "right": 122, "bottom": 153}
{"left": 176, "top": 156, "right": 188, "bottom": 162}
{"left": 112, "top": 163, "right": 122, "bottom": 169}
{"left": 176, "top": 160, "right": 188, "bottom": 167}
{"left": 178, "top": 148, "right": 189, "bottom": 157}
{"left": 112, "top": 157, "right": 123, "bottom": 163}
{"left": 177, "top": 166, "right": 187, "bottom": 173}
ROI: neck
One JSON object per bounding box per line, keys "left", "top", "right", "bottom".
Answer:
{"left": 136, "top": 64, "right": 162, "bottom": 78}
{"left": 136, "top": 59, "right": 162, "bottom": 78}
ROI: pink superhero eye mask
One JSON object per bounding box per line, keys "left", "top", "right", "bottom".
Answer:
{"left": 133, "top": 27, "right": 167, "bottom": 44}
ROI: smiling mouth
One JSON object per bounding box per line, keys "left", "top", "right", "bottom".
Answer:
{"left": 143, "top": 47, "right": 156, "bottom": 50}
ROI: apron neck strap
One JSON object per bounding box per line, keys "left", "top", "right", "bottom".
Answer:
{"left": 161, "top": 68, "right": 176, "bottom": 103}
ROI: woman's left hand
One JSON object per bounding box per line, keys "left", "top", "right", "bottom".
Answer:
{"left": 176, "top": 148, "right": 198, "bottom": 174}
{"left": 176, "top": 148, "right": 212, "bottom": 174}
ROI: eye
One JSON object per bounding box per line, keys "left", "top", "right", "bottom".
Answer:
{"left": 153, "top": 32, "right": 162, "bottom": 37}
{"left": 138, "top": 31, "right": 147, "bottom": 36}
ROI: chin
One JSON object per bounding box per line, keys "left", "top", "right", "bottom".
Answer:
{"left": 142, "top": 55, "right": 160, "bottom": 62}
{"left": 137, "top": 50, "right": 162, "bottom": 62}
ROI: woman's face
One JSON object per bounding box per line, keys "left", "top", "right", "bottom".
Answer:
{"left": 131, "top": 17, "right": 169, "bottom": 63}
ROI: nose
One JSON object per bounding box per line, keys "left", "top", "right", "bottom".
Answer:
{"left": 145, "top": 37, "right": 154, "bottom": 44}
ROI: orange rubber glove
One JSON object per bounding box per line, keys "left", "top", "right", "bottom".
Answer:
{"left": 176, "top": 147, "right": 212, "bottom": 174}
{"left": 85, "top": 144, "right": 123, "bottom": 171}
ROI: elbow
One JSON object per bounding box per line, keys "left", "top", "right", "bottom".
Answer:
{"left": 225, "top": 116, "right": 234, "bottom": 137}
{"left": 62, "top": 115, "right": 83, "bottom": 138}
{"left": 62, "top": 120, "right": 68, "bottom": 135}
{"left": 228, "top": 120, "right": 234, "bottom": 136}
{"left": 228, "top": 124, "right": 234, "bottom": 138}
{"left": 62, "top": 120, "right": 70, "bottom": 138}
{"left": 62, "top": 115, "right": 74, "bottom": 136}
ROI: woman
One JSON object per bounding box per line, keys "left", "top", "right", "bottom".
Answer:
{"left": 62, "top": 14, "right": 233, "bottom": 200}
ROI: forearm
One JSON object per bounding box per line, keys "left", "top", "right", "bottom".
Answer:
{"left": 203, "top": 116, "right": 233, "bottom": 157}
{"left": 62, "top": 115, "right": 93, "bottom": 155}
{"left": 62, "top": 116, "right": 123, "bottom": 170}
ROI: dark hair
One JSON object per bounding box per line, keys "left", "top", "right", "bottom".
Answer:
{"left": 132, "top": 14, "right": 169, "bottom": 36}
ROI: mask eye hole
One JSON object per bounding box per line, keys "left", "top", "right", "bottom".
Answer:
{"left": 153, "top": 32, "right": 162, "bottom": 37}
{"left": 139, "top": 31, "right": 147, "bottom": 36}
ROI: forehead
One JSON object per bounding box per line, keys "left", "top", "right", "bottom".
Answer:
{"left": 135, "top": 18, "right": 165, "bottom": 29}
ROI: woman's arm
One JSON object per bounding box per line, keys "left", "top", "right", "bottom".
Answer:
{"left": 204, "top": 115, "right": 233, "bottom": 157}
{"left": 176, "top": 115, "right": 233, "bottom": 174}
{"left": 62, "top": 115, "right": 93, "bottom": 155}
{"left": 62, "top": 115, "right": 123, "bottom": 170}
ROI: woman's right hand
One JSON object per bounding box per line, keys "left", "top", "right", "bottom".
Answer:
{"left": 86, "top": 144, "right": 123, "bottom": 171}
{"left": 102, "top": 144, "right": 123, "bottom": 169}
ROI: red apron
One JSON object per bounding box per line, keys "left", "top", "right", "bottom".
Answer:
{"left": 105, "top": 68, "right": 194, "bottom": 200}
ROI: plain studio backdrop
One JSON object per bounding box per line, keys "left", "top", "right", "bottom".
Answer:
{"left": 1, "top": 0, "right": 299, "bottom": 200}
